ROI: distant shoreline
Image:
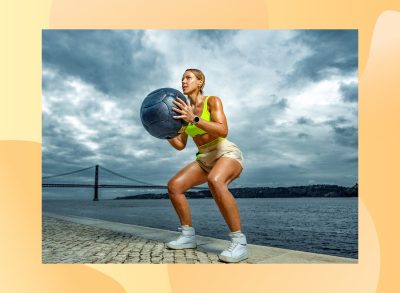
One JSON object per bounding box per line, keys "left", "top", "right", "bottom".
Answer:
{"left": 115, "top": 184, "right": 358, "bottom": 200}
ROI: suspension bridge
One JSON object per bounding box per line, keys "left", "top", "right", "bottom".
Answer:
{"left": 42, "top": 165, "right": 205, "bottom": 201}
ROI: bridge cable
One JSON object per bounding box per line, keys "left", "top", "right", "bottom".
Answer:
{"left": 99, "top": 166, "right": 157, "bottom": 186}
{"left": 42, "top": 165, "right": 97, "bottom": 180}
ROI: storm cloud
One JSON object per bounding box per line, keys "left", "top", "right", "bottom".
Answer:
{"left": 284, "top": 30, "right": 357, "bottom": 86}
{"left": 42, "top": 30, "right": 168, "bottom": 96}
{"left": 339, "top": 82, "right": 358, "bottom": 102}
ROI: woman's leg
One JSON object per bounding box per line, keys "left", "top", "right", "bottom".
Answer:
{"left": 207, "top": 157, "right": 243, "bottom": 232}
{"left": 167, "top": 161, "right": 208, "bottom": 226}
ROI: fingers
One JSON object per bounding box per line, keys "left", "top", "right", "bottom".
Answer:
{"left": 174, "top": 97, "right": 192, "bottom": 108}
{"left": 173, "top": 99, "right": 186, "bottom": 109}
{"left": 173, "top": 97, "right": 193, "bottom": 124}
{"left": 173, "top": 99, "right": 193, "bottom": 116}
{"left": 176, "top": 97, "right": 187, "bottom": 104}
{"left": 172, "top": 107, "right": 183, "bottom": 113}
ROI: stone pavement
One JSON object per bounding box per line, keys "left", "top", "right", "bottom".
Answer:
{"left": 42, "top": 215, "right": 222, "bottom": 264}
{"left": 42, "top": 213, "right": 357, "bottom": 264}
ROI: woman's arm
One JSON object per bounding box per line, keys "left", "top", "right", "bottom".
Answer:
{"left": 167, "top": 131, "right": 188, "bottom": 150}
{"left": 172, "top": 96, "right": 228, "bottom": 138}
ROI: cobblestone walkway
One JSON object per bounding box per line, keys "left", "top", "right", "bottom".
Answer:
{"left": 42, "top": 216, "right": 224, "bottom": 264}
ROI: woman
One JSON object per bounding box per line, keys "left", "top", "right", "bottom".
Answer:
{"left": 166, "top": 68, "right": 248, "bottom": 263}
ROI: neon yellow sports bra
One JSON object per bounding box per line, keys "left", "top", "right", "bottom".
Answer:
{"left": 185, "top": 96, "right": 211, "bottom": 137}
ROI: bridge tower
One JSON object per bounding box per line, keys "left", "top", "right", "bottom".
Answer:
{"left": 93, "top": 165, "right": 99, "bottom": 201}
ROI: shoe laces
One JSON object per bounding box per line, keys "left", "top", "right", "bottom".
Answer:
{"left": 226, "top": 241, "right": 240, "bottom": 252}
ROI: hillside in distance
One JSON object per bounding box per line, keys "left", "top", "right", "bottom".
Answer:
{"left": 115, "top": 184, "right": 358, "bottom": 200}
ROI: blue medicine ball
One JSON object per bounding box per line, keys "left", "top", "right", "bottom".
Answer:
{"left": 140, "top": 88, "right": 189, "bottom": 139}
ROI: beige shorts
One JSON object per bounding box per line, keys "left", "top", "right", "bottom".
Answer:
{"left": 195, "top": 137, "right": 244, "bottom": 173}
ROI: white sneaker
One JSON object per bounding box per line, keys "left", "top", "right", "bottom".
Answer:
{"left": 218, "top": 231, "right": 249, "bottom": 263}
{"left": 166, "top": 225, "right": 197, "bottom": 249}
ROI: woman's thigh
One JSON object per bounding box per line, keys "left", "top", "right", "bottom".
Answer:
{"left": 208, "top": 157, "right": 243, "bottom": 186}
{"left": 168, "top": 161, "right": 208, "bottom": 193}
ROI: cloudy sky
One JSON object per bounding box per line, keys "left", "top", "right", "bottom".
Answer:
{"left": 42, "top": 30, "right": 358, "bottom": 198}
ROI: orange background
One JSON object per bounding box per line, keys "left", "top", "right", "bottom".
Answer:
{"left": 1, "top": 0, "right": 399, "bottom": 292}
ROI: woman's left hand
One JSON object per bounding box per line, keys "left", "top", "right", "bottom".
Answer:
{"left": 172, "top": 97, "right": 196, "bottom": 123}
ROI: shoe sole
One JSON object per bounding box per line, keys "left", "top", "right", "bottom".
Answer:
{"left": 218, "top": 253, "right": 249, "bottom": 263}
{"left": 166, "top": 243, "right": 197, "bottom": 250}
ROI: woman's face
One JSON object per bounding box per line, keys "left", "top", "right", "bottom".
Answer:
{"left": 181, "top": 71, "right": 202, "bottom": 95}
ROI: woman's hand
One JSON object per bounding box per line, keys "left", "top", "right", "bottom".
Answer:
{"left": 172, "top": 97, "right": 196, "bottom": 123}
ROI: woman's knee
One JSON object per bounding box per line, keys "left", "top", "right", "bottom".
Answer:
{"left": 207, "top": 174, "right": 227, "bottom": 191}
{"left": 167, "top": 178, "right": 185, "bottom": 196}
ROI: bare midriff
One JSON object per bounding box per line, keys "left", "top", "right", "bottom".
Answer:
{"left": 193, "top": 133, "right": 220, "bottom": 148}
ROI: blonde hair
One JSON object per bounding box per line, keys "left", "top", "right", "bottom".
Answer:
{"left": 185, "top": 68, "right": 206, "bottom": 94}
